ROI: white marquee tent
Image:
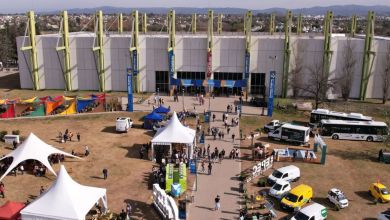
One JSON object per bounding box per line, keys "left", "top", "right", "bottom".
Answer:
{"left": 0, "top": 133, "right": 81, "bottom": 181}
{"left": 21, "top": 165, "right": 107, "bottom": 220}
{"left": 151, "top": 112, "right": 196, "bottom": 161}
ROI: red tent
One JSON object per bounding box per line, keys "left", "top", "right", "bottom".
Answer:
{"left": 0, "top": 201, "right": 25, "bottom": 220}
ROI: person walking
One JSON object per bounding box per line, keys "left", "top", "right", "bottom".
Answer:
{"left": 102, "top": 168, "right": 108, "bottom": 180}
{"left": 227, "top": 126, "right": 230, "bottom": 134}
{"left": 126, "top": 203, "right": 132, "bottom": 219}
{"left": 40, "top": 186, "right": 45, "bottom": 195}
{"left": 214, "top": 195, "right": 221, "bottom": 211}
{"left": 212, "top": 114, "right": 216, "bottom": 122}
{"left": 201, "top": 160, "right": 205, "bottom": 173}
{"left": 77, "top": 132, "right": 81, "bottom": 142}
{"left": 0, "top": 182, "right": 5, "bottom": 198}
{"left": 208, "top": 162, "right": 212, "bottom": 175}
{"left": 232, "top": 133, "right": 235, "bottom": 142}
{"left": 85, "top": 145, "right": 90, "bottom": 157}
{"left": 19, "top": 165, "right": 24, "bottom": 175}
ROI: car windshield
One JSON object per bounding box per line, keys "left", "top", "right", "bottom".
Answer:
{"left": 272, "top": 170, "right": 283, "bottom": 178}
{"left": 337, "top": 194, "right": 346, "bottom": 200}
{"left": 381, "top": 188, "right": 389, "bottom": 195}
{"left": 285, "top": 193, "right": 298, "bottom": 202}
{"left": 293, "top": 212, "right": 310, "bottom": 220}
{"left": 272, "top": 183, "right": 282, "bottom": 191}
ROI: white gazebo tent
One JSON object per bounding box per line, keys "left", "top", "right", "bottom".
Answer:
{"left": 0, "top": 133, "right": 81, "bottom": 181}
{"left": 21, "top": 165, "right": 108, "bottom": 220}
{"left": 151, "top": 112, "right": 196, "bottom": 161}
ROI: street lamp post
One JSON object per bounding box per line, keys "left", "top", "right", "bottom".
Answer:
{"left": 182, "top": 88, "right": 185, "bottom": 111}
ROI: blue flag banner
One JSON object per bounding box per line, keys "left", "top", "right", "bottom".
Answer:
{"left": 267, "top": 71, "right": 276, "bottom": 117}
{"left": 127, "top": 67, "right": 133, "bottom": 112}
{"left": 132, "top": 50, "right": 138, "bottom": 75}
{"left": 244, "top": 52, "right": 250, "bottom": 80}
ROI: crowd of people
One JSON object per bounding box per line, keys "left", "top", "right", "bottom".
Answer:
{"left": 58, "top": 129, "right": 81, "bottom": 143}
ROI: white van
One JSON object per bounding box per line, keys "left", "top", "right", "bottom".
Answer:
{"left": 268, "top": 124, "right": 310, "bottom": 145}
{"left": 3, "top": 135, "right": 20, "bottom": 144}
{"left": 291, "top": 203, "right": 327, "bottom": 220}
{"left": 116, "top": 117, "right": 133, "bottom": 132}
{"left": 269, "top": 179, "right": 291, "bottom": 199}
{"left": 267, "top": 165, "right": 300, "bottom": 186}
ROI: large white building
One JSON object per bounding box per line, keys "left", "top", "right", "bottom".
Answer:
{"left": 16, "top": 32, "right": 390, "bottom": 99}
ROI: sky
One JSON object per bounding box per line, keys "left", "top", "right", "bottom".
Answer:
{"left": 1, "top": 0, "right": 389, "bottom": 13}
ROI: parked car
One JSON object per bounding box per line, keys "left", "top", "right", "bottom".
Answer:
{"left": 280, "top": 184, "right": 313, "bottom": 212}
{"left": 267, "top": 165, "right": 300, "bottom": 186}
{"left": 378, "top": 209, "right": 390, "bottom": 220}
{"left": 116, "top": 117, "right": 133, "bottom": 132}
{"left": 369, "top": 183, "right": 390, "bottom": 203}
{"left": 250, "top": 97, "right": 267, "bottom": 107}
{"left": 264, "top": 120, "right": 284, "bottom": 132}
{"left": 290, "top": 203, "right": 327, "bottom": 220}
{"left": 269, "top": 179, "right": 291, "bottom": 199}
{"left": 327, "top": 188, "right": 349, "bottom": 209}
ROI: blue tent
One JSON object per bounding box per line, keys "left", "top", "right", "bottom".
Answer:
{"left": 144, "top": 111, "right": 164, "bottom": 129}
{"left": 145, "top": 111, "right": 163, "bottom": 121}
{"left": 154, "top": 105, "right": 170, "bottom": 114}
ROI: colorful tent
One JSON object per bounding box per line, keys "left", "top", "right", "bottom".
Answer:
{"left": 59, "top": 100, "right": 76, "bottom": 115}
{"left": 154, "top": 105, "right": 170, "bottom": 114}
{"left": 0, "top": 104, "right": 15, "bottom": 119}
{"left": 45, "top": 99, "right": 64, "bottom": 115}
{"left": 20, "top": 97, "right": 37, "bottom": 104}
{"left": 0, "top": 201, "right": 25, "bottom": 220}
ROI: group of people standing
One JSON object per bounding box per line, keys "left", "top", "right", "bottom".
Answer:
{"left": 59, "top": 129, "right": 80, "bottom": 143}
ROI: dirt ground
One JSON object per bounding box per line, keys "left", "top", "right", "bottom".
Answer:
{"left": 0, "top": 111, "right": 197, "bottom": 219}
{"left": 239, "top": 104, "right": 390, "bottom": 220}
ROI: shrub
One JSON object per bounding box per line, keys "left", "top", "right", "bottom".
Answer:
{"left": 0, "top": 131, "right": 7, "bottom": 141}
{"left": 12, "top": 130, "right": 20, "bottom": 135}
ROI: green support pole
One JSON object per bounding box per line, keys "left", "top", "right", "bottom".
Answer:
{"left": 167, "top": 10, "right": 176, "bottom": 92}
{"left": 350, "top": 14, "right": 357, "bottom": 37}
{"left": 130, "top": 10, "right": 140, "bottom": 93}
{"left": 282, "top": 10, "right": 292, "bottom": 98}
{"left": 297, "top": 13, "right": 302, "bottom": 35}
{"left": 192, "top": 13, "right": 197, "bottom": 34}
{"left": 244, "top": 11, "right": 252, "bottom": 93}
{"left": 322, "top": 11, "right": 333, "bottom": 99}
{"left": 56, "top": 11, "right": 72, "bottom": 91}
{"left": 359, "top": 11, "right": 376, "bottom": 100}
{"left": 92, "top": 10, "right": 105, "bottom": 92}
{"left": 21, "top": 11, "right": 40, "bottom": 90}
{"left": 118, "top": 13, "right": 123, "bottom": 33}
{"left": 269, "top": 13, "right": 275, "bottom": 35}
{"left": 142, "top": 13, "right": 147, "bottom": 34}
{"left": 217, "top": 14, "right": 223, "bottom": 35}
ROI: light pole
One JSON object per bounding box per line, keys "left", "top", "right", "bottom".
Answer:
{"left": 182, "top": 88, "right": 185, "bottom": 111}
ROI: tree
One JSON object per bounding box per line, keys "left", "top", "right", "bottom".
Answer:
{"left": 289, "top": 42, "right": 304, "bottom": 98}
{"left": 338, "top": 37, "right": 357, "bottom": 101}
{"left": 298, "top": 61, "right": 335, "bottom": 109}
{"left": 381, "top": 43, "right": 390, "bottom": 104}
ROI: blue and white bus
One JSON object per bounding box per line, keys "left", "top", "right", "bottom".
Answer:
{"left": 319, "top": 119, "right": 388, "bottom": 142}
{"left": 310, "top": 109, "right": 372, "bottom": 126}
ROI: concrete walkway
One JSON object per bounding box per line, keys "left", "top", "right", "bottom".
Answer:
{"left": 188, "top": 111, "right": 242, "bottom": 220}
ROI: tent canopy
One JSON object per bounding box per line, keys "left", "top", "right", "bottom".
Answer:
{"left": 0, "top": 133, "right": 81, "bottom": 181}
{"left": 0, "top": 201, "right": 25, "bottom": 220}
{"left": 154, "top": 105, "right": 170, "bottom": 114}
{"left": 145, "top": 111, "right": 163, "bottom": 121}
{"left": 21, "top": 166, "right": 107, "bottom": 220}
{"left": 151, "top": 112, "right": 195, "bottom": 144}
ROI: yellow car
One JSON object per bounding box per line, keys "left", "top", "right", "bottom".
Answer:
{"left": 369, "top": 183, "right": 390, "bottom": 203}
{"left": 281, "top": 184, "right": 313, "bottom": 211}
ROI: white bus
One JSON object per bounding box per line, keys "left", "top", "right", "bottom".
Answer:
{"left": 319, "top": 119, "right": 388, "bottom": 142}
{"left": 310, "top": 109, "right": 372, "bottom": 126}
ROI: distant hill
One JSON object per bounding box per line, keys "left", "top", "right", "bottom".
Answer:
{"left": 41, "top": 5, "right": 390, "bottom": 16}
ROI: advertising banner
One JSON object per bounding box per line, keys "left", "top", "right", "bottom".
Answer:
{"left": 126, "top": 67, "right": 133, "bottom": 112}
{"left": 267, "top": 71, "right": 276, "bottom": 117}
{"left": 132, "top": 50, "right": 138, "bottom": 75}
{"left": 168, "top": 50, "right": 175, "bottom": 84}
{"left": 207, "top": 51, "right": 212, "bottom": 78}
{"left": 244, "top": 52, "right": 250, "bottom": 80}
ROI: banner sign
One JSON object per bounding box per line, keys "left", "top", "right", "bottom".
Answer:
{"left": 244, "top": 52, "right": 250, "bottom": 80}
{"left": 246, "top": 156, "right": 274, "bottom": 183}
{"left": 267, "top": 71, "right": 276, "bottom": 117}
{"left": 126, "top": 67, "right": 133, "bottom": 112}
{"left": 207, "top": 51, "right": 212, "bottom": 78}
{"left": 168, "top": 50, "right": 175, "bottom": 82}
{"left": 132, "top": 50, "right": 138, "bottom": 75}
